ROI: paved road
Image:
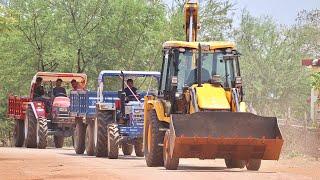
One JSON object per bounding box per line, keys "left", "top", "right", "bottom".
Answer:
{"left": 0, "top": 147, "right": 318, "bottom": 180}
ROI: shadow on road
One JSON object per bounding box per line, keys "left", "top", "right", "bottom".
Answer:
{"left": 58, "top": 152, "right": 144, "bottom": 160}
{"left": 161, "top": 165, "right": 276, "bottom": 173}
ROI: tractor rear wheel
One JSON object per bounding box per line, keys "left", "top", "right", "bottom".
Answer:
{"left": 145, "top": 110, "right": 165, "bottom": 167}
{"left": 13, "top": 119, "right": 24, "bottom": 147}
{"left": 163, "top": 130, "right": 179, "bottom": 170}
{"left": 85, "top": 120, "right": 95, "bottom": 156}
{"left": 74, "top": 120, "right": 85, "bottom": 153}
{"left": 25, "top": 106, "right": 37, "bottom": 148}
{"left": 107, "top": 123, "right": 119, "bottom": 159}
{"left": 246, "top": 159, "right": 261, "bottom": 171}
{"left": 134, "top": 140, "right": 144, "bottom": 157}
{"left": 54, "top": 136, "right": 64, "bottom": 148}
{"left": 37, "top": 118, "right": 48, "bottom": 149}
{"left": 122, "top": 143, "right": 133, "bottom": 156}
{"left": 225, "top": 158, "right": 246, "bottom": 169}
{"left": 95, "top": 110, "right": 112, "bottom": 157}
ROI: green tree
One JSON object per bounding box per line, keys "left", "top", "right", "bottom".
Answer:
{"left": 235, "top": 11, "right": 310, "bottom": 118}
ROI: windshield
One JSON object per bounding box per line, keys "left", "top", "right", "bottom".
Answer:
{"left": 176, "top": 49, "right": 239, "bottom": 90}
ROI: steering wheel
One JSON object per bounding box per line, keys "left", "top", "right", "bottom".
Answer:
{"left": 127, "top": 94, "right": 140, "bottom": 101}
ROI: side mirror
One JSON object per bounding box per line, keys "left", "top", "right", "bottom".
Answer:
{"left": 223, "top": 54, "right": 234, "bottom": 61}
{"left": 171, "top": 76, "right": 178, "bottom": 87}
{"left": 235, "top": 76, "right": 242, "bottom": 88}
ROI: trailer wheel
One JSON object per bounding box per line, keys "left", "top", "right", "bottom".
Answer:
{"left": 225, "top": 158, "right": 246, "bottom": 169}
{"left": 13, "top": 119, "right": 24, "bottom": 147}
{"left": 107, "top": 123, "right": 119, "bottom": 159}
{"left": 25, "top": 106, "right": 37, "bottom": 148}
{"left": 85, "top": 120, "right": 95, "bottom": 156}
{"left": 122, "top": 143, "right": 133, "bottom": 156}
{"left": 145, "top": 110, "right": 166, "bottom": 167}
{"left": 134, "top": 140, "right": 144, "bottom": 157}
{"left": 54, "top": 136, "right": 64, "bottom": 148}
{"left": 37, "top": 118, "right": 48, "bottom": 149}
{"left": 74, "top": 120, "right": 85, "bottom": 153}
{"left": 163, "top": 130, "right": 179, "bottom": 170}
{"left": 246, "top": 159, "right": 261, "bottom": 171}
{"left": 95, "top": 110, "right": 112, "bottom": 157}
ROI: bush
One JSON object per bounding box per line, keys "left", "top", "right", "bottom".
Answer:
{"left": 0, "top": 118, "right": 14, "bottom": 147}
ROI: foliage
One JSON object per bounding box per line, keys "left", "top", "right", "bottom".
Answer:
{"left": 235, "top": 11, "right": 310, "bottom": 117}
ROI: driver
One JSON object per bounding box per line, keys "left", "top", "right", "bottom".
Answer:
{"left": 33, "top": 77, "right": 45, "bottom": 99}
{"left": 124, "top": 79, "right": 137, "bottom": 97}
{"left": 53, "top": 79, "right": 67, "bottom": 97}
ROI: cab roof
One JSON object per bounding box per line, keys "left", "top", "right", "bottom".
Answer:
{"left": 31, "top": 72, "right": 87, "bottom": 86}
{"left": 98, "top": 70, "right": 160, "bottom": 82}
{"left": 163, "top": 41, "right": 235, "bottom": 50}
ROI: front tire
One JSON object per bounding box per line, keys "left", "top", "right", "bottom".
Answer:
{"left": 85, "top": 120, "right": 95, "bottom": 156}
{"left": 25, "top": 106, "right": 37, "bottom": 148}
{"left": 54, "top": 136, "right": 64, "bottom": 148}
{"left": 37, "top": 118, "right": 48, "bottom": 149}
{"left": 246, "top": 159, "right": 261, "bottom": 171}
{"left": 107, "top": 123, "right": 119, "bottom": 159}
{"left": 95, "top": 111, "right": 113, "bottom": 157}
{"left": 74, "top": 120, "right": 85, "bottom": 153}
{"left": 225, "top": 158, "right": 246, "bottom": 169}
{"left": 122, "top": 143, "right": 133, "bottom": 156}
{"left": 13, "top": 119, "right": 24, "bottom": 147}
{"left": 163, "top": 130, "right": 179, "bottom": 170}
{"left": 144, "top": 110, "right": 166, "bottom": 167}
{"left": 134, "top": 140, "right": 144, "bottom": 157}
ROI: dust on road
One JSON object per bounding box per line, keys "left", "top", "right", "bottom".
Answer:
{"left": 0, "top": 147, "right": 319, "bottom": 180}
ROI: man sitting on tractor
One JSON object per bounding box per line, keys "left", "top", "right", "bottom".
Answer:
{"left": 124, "top": 79, "right": 139, "bottom": 101}
{"left": 53, "top": 79, "right": 67, "bottom": 97}
{"left": 33, "top": 77, "right": 45, "bottom": 99}
{"left": 33, "top": 77, "right": 50, "bottom": 112}
{"left": 71, "top": 79, "right": 84, "bottom": 91}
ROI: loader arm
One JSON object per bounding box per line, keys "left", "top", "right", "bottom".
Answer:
{"left": 184, "top": 0, "right": 199, "bottom": 42}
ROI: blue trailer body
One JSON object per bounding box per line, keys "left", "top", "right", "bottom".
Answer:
{"left": 70, "top": 70, "right": 160, "bottom": 146}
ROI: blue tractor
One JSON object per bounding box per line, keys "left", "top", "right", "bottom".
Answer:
{"left": 70, "top": 70, "right": 160, "bottom": 158}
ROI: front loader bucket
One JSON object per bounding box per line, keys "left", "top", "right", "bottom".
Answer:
{"left": 168, "top": 112, "right": 283, "bottom": 160}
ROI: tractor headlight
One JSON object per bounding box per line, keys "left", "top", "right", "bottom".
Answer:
{"left": 59, "top": 107, "right": 68, "bottom": 112}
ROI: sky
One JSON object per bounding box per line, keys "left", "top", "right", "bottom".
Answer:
{"left": 165, "top": 0, "right": 320, "bottom": 26}
{"left": 234, "top": 0, "right": 319, "bottom": 25}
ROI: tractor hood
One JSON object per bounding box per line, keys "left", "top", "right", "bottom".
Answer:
{"left": 194, "top": 83, "right": 230, "bottom": 110}
{"left": 53, "top": 97, "right": 70, "bottom": 108}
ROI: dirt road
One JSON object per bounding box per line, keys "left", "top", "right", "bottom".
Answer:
{"left": 0, "top": 147, "right": 319, "bottom": 180}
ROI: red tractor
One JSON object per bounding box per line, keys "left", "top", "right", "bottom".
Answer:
{"left": 8, "top": 72, "right": 87, "bottom": 148}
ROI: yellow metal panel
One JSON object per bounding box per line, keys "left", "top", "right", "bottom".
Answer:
{"left": 163, "top": 41, "right": 235, "bottom": 50}
{"left": 239, "top": 102, "right": 247, "bottom": 112}
{"left": 144, "top": 96, "right": 171, "bottom": 123}
{"left": 195, "top": 84, "right": 230, "bottom": 110}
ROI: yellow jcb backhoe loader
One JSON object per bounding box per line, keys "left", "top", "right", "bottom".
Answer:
{"left": 143, "top": 0, "right": 283, "bottom": 170}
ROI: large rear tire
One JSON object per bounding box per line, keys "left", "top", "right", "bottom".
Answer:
{"left": 145, "top": 110, "right": 166, "bottom": 167}
{"left": 163, "top": 130, "right": 179, "bottom": 170}
{"left": 225, "top": 158, "right": 246, "bottom": 169}
{"left": 25, "top": 106, "right": 37, "bottom": 148}
{"left": 95, "top": 111, "right": 113, "bottom": 157}
{"left": 85, "top": 120, "right": 95, "bottom": 156}
{"left": 74, "top": 120, "right": 85, "bottom": 153}
{"left": 122, "top": 143, "right": 133, "bottom": 156}
{"left": 54, "top": 136, "right": 64, "bottom": 148}
{"left": 13, "top": 119, "right": 24, "bottom": 147}
{"left": 246, "top": 159, "right": 261, "bottom": 171}
{"left": 107, "top": 123, "right": 119, "bottom": 159}
{"left": 134, "top": 140, "right": 144, "bottom": 157}
{"left": 37, "top": 118, "right": 48, "bottom": 149}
